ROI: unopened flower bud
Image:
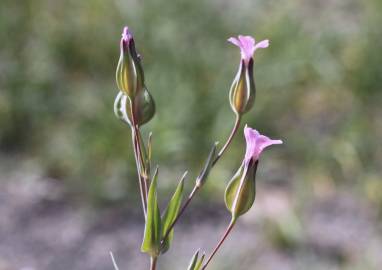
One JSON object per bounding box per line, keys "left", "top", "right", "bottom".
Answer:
{"left": 116, "top": 26, "right": 144, "bottom": 99}
{"left": 114, "top": 26, "right": 155, "bottom": 126}
{"left": 228, "top": 35, "right": 269, "bottom": 116}
{"left": 132, "top": 86, "right": 156, "bottom": 126}
{"left": 114, "top": 88, "right": 155, "bottom": 127}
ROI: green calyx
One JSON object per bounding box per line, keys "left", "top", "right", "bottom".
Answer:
{"left": 229, "top": 59, "right": 256, "bottom": 116}
{"left": 116, "top": 40, "right": 144, "bottom": 99}
{"left": 224, "top": 160, "right": 258, "bottom": 220}
{"left": 114, "top": 87, "right": 155, "bottom": 127}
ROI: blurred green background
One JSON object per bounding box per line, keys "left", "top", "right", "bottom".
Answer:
{"left": 0, "top": 0, "right": 381, "bottom": 270}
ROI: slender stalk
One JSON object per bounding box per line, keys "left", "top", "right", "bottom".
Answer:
{"left": 150, "top": 257, "right": 157, "bottom": 270}
{"left": 201, "top": 219, "right": 236, "bottom": 270}
{"left": 134, "top": 124, "right": 147, "bottom": 175}
{"left": 130, "top": 103, "right": 148, "bottom": 217}
{"left": 132, "top": 129, "right": 147, "bottom": 217}
{"left": 137, "top": 129, "right": 150, "bottom": 196}
{"left": 160, "top": 185, "right": 199, "bottom": 248}
{"left": 160, "top": 115, "right": 241, "bottom": 244}
{"left": 212, "top": 115, "right": 241, "bottom": 166}
{"left": 134, "top": 125, "right": 149, "bottom": 199}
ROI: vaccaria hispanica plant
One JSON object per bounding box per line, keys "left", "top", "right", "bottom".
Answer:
{"left": 112, "top": 27, "right": 283, "bottom": 270}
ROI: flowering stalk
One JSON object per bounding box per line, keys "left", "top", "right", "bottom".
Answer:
{"left": 114, "top": 26, "right": 155, "bottom": 218}
{"left": 112, "top": 26, "right": 282, "bottom": 270}
{"left": 200, "top": 128, "right": 282, "bottom": 269}
{"left": 161, "top": 36, "right": 270, "bottom": 239}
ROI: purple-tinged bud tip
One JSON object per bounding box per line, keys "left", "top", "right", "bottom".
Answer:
{"left": 122, "top": 26, "right": 133, "bottom": 43}
{"left": 120, "top": 26, "right": 134, "bottom": 52}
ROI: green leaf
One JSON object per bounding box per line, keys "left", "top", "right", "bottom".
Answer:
{"left": 187, "top": 250, "right": 200, "bottom": 270}
{"left": 160, "top": 171, "right": 187, "bottom": 253}
{"left": 224, "top": 162, "right": 257, "bottom": 220}
{"left": 194, "top": 253, "right": 205, "bottom": 270}
{"left": 141, "top": 167, "right": 161, "bottom": 257}
{"left": 195, "top": 142, "right": 219, "bottom": 187}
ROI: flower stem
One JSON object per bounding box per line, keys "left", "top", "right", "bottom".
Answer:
{"left": 130, "top": 103, "right": 148, "bottom": 217}
{"left": 131, "top": 129, "right": 147, "bottom": 217}
{"left": 134, "top": 126, "right": 149, "bottom": 198}
{"left": 212, "top": 115, "right": 241, "bottom": 166}
{"left": 160, "top": 115, "right": 241, "bottom": 245}
{"left": 150, "top": 257, "right": 157, "bottom": 270}
{"left": 201, "top": 219, "right": 237, "bottom": 270}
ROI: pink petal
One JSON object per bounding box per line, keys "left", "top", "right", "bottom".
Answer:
{"left": 227, "top": 37, "right": 240, "bottom": 47}
{"left": 244, "top": 126, "right": 283, "bottom": 163}
{"left": 228, "top": 35, "right": 269, "bottom": 65}
{"left": 254, "top": 39, "right": 269, "bottom": 51}
{"left": 238, "top": 35, "right": 255, "bottom": 63}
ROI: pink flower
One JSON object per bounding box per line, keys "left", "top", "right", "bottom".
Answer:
{"left": 243, "top": 125, "right": 283, "bottom": 165}
{"left": 228, "top": 35, "right": 269, "bottom": 65}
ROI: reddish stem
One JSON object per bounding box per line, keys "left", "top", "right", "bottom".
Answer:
{"left": 201, "top": 219, "right": 236, "bottom": 270}
{"left": 160, "top": 185, "right": 199, "bottom": 248}
{"left": 160, "top": 115, "right": 241, "bottom": 245}
{"left": 212, "top": 115, "right": 241, "bottom": 166}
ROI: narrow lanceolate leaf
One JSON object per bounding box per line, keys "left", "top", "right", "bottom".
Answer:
{"left": 194, "top": 253, "right": 205, "bottom": 270}
{"left": 187, "top": 250, "right": 200, "bottom": 270}
{"left": 196, "top": 142, "right": 219, "bottom": 187}
{"left": 141, "top": 167, "right": 161, "bottom": 257}
{"left": 160, "top": 171, "right": 187, "bottom": 253}
{"left": 224, "top": 162, "right": 257, "bottom": 221}
{"left": 109, "top": 252, "right": 120, "bottom": 270}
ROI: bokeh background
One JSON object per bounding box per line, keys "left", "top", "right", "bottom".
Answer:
{"left": 1, "top": 0, "right": 381, "bottom": 269}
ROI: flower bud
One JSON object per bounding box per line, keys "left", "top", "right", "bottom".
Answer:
{"left": 114, "top": 26, "right": 155, "bottom": 126}
{"left": 116, "top": 27, "right": 144, "bottom": 99}
{"left": 114, "top": 88, "right": 155, "bottom": 127}
{"left": 227, "top": 35, "right": 269, "bottom": 116}
{"left": 132, "top": 86, "right": 155, "bottom": 126}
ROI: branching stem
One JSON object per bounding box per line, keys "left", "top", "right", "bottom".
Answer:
{"left": 213, "top": 115, "right": 241, "bottom": 166}
{"left": 160, "top": 184, "right": 199, "bottom": 248}
{"left": 160, "top": 115, "right": 241, "bottom": 246}
{"left": 201, "top": 219, "right": 236, "bottom": 270}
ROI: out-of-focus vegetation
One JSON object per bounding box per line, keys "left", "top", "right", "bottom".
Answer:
{"left": 1, "top": 0, "right": 382, "bottom": 269}
{"left": 1, "top": 0, "right": 381, "bottom": 204}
